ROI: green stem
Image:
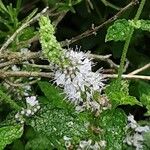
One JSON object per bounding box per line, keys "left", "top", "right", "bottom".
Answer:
{"left": 101, "top": 0, "right": 121, "bottom": 10}
{"left": 134, "top": 0, "right": 146, "bottom": 21}
{"left": 118, "top": 0, "right": 146, "bottom": 80}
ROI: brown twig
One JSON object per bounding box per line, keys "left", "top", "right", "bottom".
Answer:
{"left": 128, "top": 63, "right": 150, "bottom": 75}
{"left": 0, "top": 51, "right": 41, "bottom": 61}
{"left": 0, "top": 52, "right": 42, "bottom": 68}
{"left": 104, "top": 74, "right": 150, "bottom": 80}
{"left": 0, "top": 60, "right": 16, "bottom": 68}
{"left": 1, "top": 51, "right": 118, "bottom": 69}
{"left": 60, "top": 0, "right": 138, "bottom": 47}
{"left": 53, "top": 12, "right": 67, "bottom": 27}
{"left": 88, "top": 53, "right": 119, "bottom": 69}
{"left": 0, "top": 71, "right": 54, "bottom": 78}
{"left": 4, "top": 78, "right": 40, "bottom": 87}
{"left": 22, "top": 62, "right": 53, "bottom": 70}
{"left": 0, "top": 70, "right": 149, "bottom": 80}
{"left": 88, "top": 53, "right": 111, "bottom": 60}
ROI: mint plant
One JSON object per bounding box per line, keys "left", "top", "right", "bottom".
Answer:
{"left": 0, "top": 0, "right": 150, "bottom": 149}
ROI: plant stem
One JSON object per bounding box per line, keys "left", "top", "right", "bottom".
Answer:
{"left": 101, "top": 0, "right": 121, "bottom": 10}
{"left": 118, "top": 0, "right": 146, "bottom": 80}
{"left": 134, "top": 0, "right": 146, "bottom": 21}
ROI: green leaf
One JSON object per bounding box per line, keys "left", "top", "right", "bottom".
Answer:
{"left": 29, "top": 82, "right": 95, "bottom": 149}
{"left": 0, "top": 0, "right": 8, "bottom": 13}
{"left": 128, "top": 20, "right": 142, "bottom": 29}
{"left": 38, "top": 81, "right": 71, "bottom": 109}
{"left": 138, "top": 81, "right": 150, "bottom": 115}
{"left": 99, "top": 109, "right": 127, "bottom": 150}
{"left": 143, "top": 132, "right": 150, "bottom": 149}
{"left": 18, "top": 27, "right": 36, "bottom": 42}
{"left": 128, "top": 19, "right": 150, "bottom": 32}
{"left": 25, "top": 136, "right": 51, "bottom": 150}
{"left": 0, "top": 125, "right": 23, "bottom": 150}
{"left": 105, "top": 19, "right": 132, "bottom": 42}
{"left": 140, "top": 20, "right": 150, "bottom": 32}
{"left": 28, "top": 103, "right": 92, "bottom": 149}
{"left": 105, "top": 80, "right": 142, "bottom": 107}
{"left": 0, "top": 87, "right": 20, "bottom": 110}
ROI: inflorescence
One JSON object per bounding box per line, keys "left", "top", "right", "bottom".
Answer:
{"left": 124, "top": 114, "right": 150, "bottom": 150}
{"left": 39, "top": 16, "right": 111, "bottom": 114}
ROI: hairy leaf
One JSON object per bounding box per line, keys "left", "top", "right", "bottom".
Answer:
{"left": 105, "top": 19, "right": 132, "bottom": 42}
{"left": 38, "top": 81, "right": 72, "bottom": 109}
{"left": 0, "top": 125, "right": 23, "bottom": 150}
{"left": 105, "top": 80, "right": 142, "bottom": 107}
{"left": 29, "top": 81, "right": 93, "bottom": 148}
{"left": 140, "top": 20, "right": 150, "bottom": 32}
{"left": 25, "top": 136, "right": 51, "bottom": 150}
{"left": 138, "top": 81, "right": 150, "bottom": 115}
{"left": 129, "top": 19, "right": 150, "bottom": 32}
{"left": 99, "top": 109, "right": 127, "bottom": 150}
{"left": 28, "top": 103, "right": 92, "bottom": 149}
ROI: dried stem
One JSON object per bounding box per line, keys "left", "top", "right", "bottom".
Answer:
{"left": 104, "top": 74, "right": 150, "bottom": 80}
{"left": 0, "top": 51, "right": 118, "bottom": 69}
{"left": 0, "top": 71, "right": 53, "bottom": 78}
{"left": 128, "top": 63, "right": 150, "bottom": 75}
{"left": 0, "top": 70, "right": 149, "bottom": 80}
{"left": 60, "top": 0, "right": 138, "bottom": 47}
{"left": 4, "top": 79, "right": 40, "bottom": 87}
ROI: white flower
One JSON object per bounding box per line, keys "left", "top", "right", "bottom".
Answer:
{"left": 65, "top": 141, "right": 71, "bottom": 148}
{"left": 54, "top": 70, "right": 66, "bottom": 85}
{"left": 20, "top": 110, "right": 25, "bottom": 115}
{"left": 125, "top": 114, "right": 150, "bottom": 150}
{"left": 11, "top": 65, "right": 20, "bottom": 71}
{"left": 26, "top": 109, "right": 32, "bottom": 115}
{"left": 20, "top": 48, "right": 29, "bottom": 54}
{"left": 26, "top": 96, "right": 38, "bottom": 106}
{"left": 15, "top": 113, "right": 20, "bottom": 119}
{"left": 54, "top": 49, "right": 106, "bottom": 112}
{"left": 124, "top": 135, "right": 133, "bottom": 145}
{"left": 79, "top": 140, "right": 92, "bottom": 149}
{"left": 24, "top": 85, "right": 31, "bottom": 91}
{"left": 99, "top": 140, "right": 106, "bottom": 147}
{"left": 135, "top": 126, "right": 150, "bottom": 133}
{"left": 128, "top": 114, "right": 137, "bottom": 124}
{"left": 133, "top": 133, "right": 144, "bottom": 150}
{"left": 63, "top": 136, "right": 71, "bottom": 141}
{"left": 90, "top": 142, "right": 100, "bottom": 149}
{"left": 127, "top": 114, "right": 138, "bottom": 129}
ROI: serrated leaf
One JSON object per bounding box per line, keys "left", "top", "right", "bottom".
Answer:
{"left": 38, "top": 81, "right": 71, "bottom": 109}
{"left": 140, "top": 20, "right": 150, "bottom": 32}
{"left": 0, "top": 125, "right": 23, "bottom": 150}
{"left": 105, "top": 19, "right": 132, "bottom": 42}
{"left": 138, "top": 81, "right": 150, "bottom": 115}
{"left": 99, "top": 109, "right": 127, "bottom": 150}
{"left": 28, "top": 104, "right": 92, "bottom": 149}
{"left": 105, "top": 80, "right": 142, "bottom": 107}
{"left": 128, "top": 19, "right": 150, "bottom": 32}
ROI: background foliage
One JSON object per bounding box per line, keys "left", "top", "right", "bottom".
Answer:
{"left": 0, "top": 0, "right": 150, "bottom": 149}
